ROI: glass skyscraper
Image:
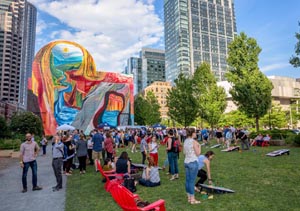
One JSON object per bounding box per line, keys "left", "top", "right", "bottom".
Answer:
{"left": 0, "top": 0, "right": 36, "bottom": 109}
{"left": 126, "top": 48, "right": 165, "bottom": 95}
{"left": 164, "top": 0, "right": 237, "bottom": 83}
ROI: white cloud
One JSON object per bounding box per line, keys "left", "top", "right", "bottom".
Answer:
{"left": 35, "top": 19, "right": 47, "bottom": 35}
{"left": 30, "top": 0, "right": 164, "bottom": 72}
{"left": 260, "top": 63, "right": 290, "bottom": 72}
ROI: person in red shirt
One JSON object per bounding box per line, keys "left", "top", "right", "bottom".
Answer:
{"left": 104, "top": 132, "right": 115, "bottom": 161}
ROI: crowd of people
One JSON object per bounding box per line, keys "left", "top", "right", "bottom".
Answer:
{"left": 19, "top": 125, "right": 262, "bottom": 205}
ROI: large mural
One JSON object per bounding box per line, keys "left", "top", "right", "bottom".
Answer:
{"left": 28, "top": 40, "right": 134, "bottom": 135}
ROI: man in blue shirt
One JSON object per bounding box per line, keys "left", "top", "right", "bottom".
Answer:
{"left": 92, "top": 129, "right": 104, "bottom": 171}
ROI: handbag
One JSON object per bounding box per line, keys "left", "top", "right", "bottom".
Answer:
{"left": 123, "top": 177, "right": 137, "bottom": 193}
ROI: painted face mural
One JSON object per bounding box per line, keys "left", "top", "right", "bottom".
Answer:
{"left": 28, "top": 40, "right": 134, "bottom": 135}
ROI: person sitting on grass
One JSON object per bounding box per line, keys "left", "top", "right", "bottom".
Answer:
{"left": 195, "top": 151, "right": 215, "bottom": 193}
{"left": 139, "top": 157, "right": 160, "bottom": 187}
{"left": 116, "top": 151, "right": 131, "bottom": 178}
{"left": 102, "top": 158, "right": 115, "bottom": 182}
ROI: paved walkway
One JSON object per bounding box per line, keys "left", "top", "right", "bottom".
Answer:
{"left": 0, "top": 146, "right": 67, "bottom": 211}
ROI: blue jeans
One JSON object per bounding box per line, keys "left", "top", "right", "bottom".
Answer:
{"left": 22, "top": 160, "right": 38, "bottom": 189}
{"left": 139, "top": 178, "right": 160, "bottom": 187}
{"left": 184, "top": 161, "right": 199, "bottom": 195}
{"left": 168, "top": 152, "right": 178, "bottom": 175}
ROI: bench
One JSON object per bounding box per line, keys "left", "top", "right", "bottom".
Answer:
{"left": 109, "top": 180, "right": 166, "bottom": 211}
{"left": 96, "top": 160, "right": 123, "bottom": 192}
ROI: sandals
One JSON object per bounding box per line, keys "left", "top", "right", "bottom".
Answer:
{"left": 190, "top": 200, "right": 201, "bottom": 204}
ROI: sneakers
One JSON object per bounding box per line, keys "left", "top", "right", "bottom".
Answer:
{"left": 32, "top": 186, "right": 42, "bottom": 191}
{"left": 170, "top": 176, "right": 176, "bottom": 181}
{"left": 21, "top": 188, "right": 27, "bottom": 193}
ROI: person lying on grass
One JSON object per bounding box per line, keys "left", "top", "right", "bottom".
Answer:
{"left": 139, "top": 156, "right": 160, "bottom": 187}
{"left": 195, "top": 151, "right": 215, "bottom": 192}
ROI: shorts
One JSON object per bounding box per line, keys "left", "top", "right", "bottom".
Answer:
{"left": 92, "top": 150, "right": 103, "bottom": 160}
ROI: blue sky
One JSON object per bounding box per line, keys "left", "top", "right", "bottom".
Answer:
{"left": 32, "top": 0, "right": 300, "bottom": 78}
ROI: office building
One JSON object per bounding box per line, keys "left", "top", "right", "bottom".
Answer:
{"left": 0, "top": 0, "right": 37, "bottom": 110}
{"left": 144, "top": 81, "right": 172, "bottom": 119}
{"left": 126, "top": 57, "right": 142, "bottom": 95}
{"left": 164, "top": 0, "right": 237, "bottom": 83}
{"left": 126, "top": 48, "right": 165, "bottom": 94}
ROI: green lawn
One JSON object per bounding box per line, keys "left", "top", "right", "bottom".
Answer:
{"left": 65, "top": 142, "right": 300, "bottom": 211}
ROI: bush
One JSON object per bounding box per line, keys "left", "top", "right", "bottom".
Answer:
{"left": 0, "top": 138, "right": 22, "bottom": 150}
{"left": 249, "top": 129, "right": 294, "bottom": 140}
{"left": 290, "top": 134, "right": 300, "bottom": 146}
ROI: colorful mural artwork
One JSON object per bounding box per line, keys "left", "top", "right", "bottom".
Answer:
{"left": 28, "top": 40, "right": 134, "bottom": 135}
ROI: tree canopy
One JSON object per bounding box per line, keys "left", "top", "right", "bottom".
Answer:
{"left": 134, "top": 91, "right": 161, "bottom": 126}
{"left": 193, "top": 63, "right": 227, "bottom": 128}
{"left": 290, "top": 22, "right": 300, "bottom": 68}
{"left": 226, "top": 32, "right": 273, "bottom": 132}
{"left": 166, "top": 73, "right": 197, "bottom": 127}
{"left": 10, "top": 112, "right": 43, "bottom": 136}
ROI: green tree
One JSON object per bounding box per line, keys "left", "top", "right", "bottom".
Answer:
{"left": 167, "top": 73, "right": 197, "bottom": 127}
{"left": 219, "top": 110, "right": 254, "bottom": 128}
{"left": 0, "top": 116, "right": 10, "bottom": 138}
{"left": 193, "top": 63, "right": 227, "bottom": 128}
{"left": 134, "top": 92, "right": 161, "bottom": 126}
{"left": 9, "top": 112, "right": 43, "bottom": 136}
{"left": 260, "top": 103, "right": 287, "bottom": 129}
{"left": 134, "top": 94, "right": 147, "bottom": 125}
{"left": 290, "top": 22, "right": 300, "bottom": 67}
{"left": 226, "top": 32, "right": 273, "bottom": 132}
{"left": 144, "top": 91, "right": 161, "bottom": 125}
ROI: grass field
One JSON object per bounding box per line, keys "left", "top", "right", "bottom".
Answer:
{"left": 65, "top": 142, "right": 300, "bottom": 211}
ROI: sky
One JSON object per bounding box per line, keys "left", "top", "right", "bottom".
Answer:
{"left": 31, "top": 0, "right": 300, "bottom": 78}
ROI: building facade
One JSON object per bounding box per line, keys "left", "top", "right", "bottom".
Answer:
{"left": 143, "top": 81, "right": 172, "bottom": 119}
{"left": 164, "top": 0, "right": 237, "bottom": 83}
{"left": 219, "top": 76, "right": 300, "bottom": 114}
{"left": 126, "top": 48, "right": 166, "bottom": 94}
{"left": 0, "top": 0, "right": 36, "bottom": 110}
{"left": 126, "top": 57, "right": 142, "bottom": 95}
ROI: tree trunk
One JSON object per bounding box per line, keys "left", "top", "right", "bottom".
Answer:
{"left": 255, "top": 116, "right": 259, "bottom": 132}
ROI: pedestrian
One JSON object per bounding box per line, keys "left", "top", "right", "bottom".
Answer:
{"left": 104, "top": 131, "right": 114, "bottom": 161}
{"left": 140, "top": 134, "right": 148, "bottom": 164}
{"left": 19, "top": 133, "right": 42, "bottom": 193}
{"left": 87, "top": 134, "right": 94, "bottom": 165}
{"left": 92, "top": 129, "right": 104, "bottom": 171}
{"left": 40, "top": 134, "right": 48, "bottom": 156}
{"left": 166, "top": 130, "right": 179, "bottom": 180}
{"left": 64, "top": 135, "right": 75, "bottom": 176}
{"left": 76, "top": 134, "right": 88, "bottom": 174}
{"left": 52, "top": 135, "right": 64, "bottom": 191}
{"left": 148, "top": 136, "right": 159, "bottom": 166}
{"left": 183, "top": 128, "right": 201, "bottom": 204}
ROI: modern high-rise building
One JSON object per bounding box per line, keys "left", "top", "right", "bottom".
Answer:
{"left": 126, "top": 57, "right": 142, "bottom": 95}
{"left": 164, "top": 0, "right": 237, "bottom": 83}
{"left": 0, "top": 0, "right": 37, "bottom": 110}
{"left": 126, "top": 48, "right": 165, "bottom": 95}
{"left": 141, "top": 48, "right": 166, "bottom": 90}
{"left": 20, "top": 2, "right": 37, "bottom": 109}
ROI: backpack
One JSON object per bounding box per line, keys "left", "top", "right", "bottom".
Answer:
{"left": 123, "top": 177, "right": 137, "bottom": 193}
{"left": 172, "top": 137, "right": 182, "bottom": 153}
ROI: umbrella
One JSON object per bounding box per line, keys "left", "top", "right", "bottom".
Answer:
{"left": 56, "top": 124, "right": 75, "bottom": 131}
{"left": 97, "top": 122, "right": 115, "bottom": 130}
{"left": 152, "top": 123, "right": 166, "bottom": 130}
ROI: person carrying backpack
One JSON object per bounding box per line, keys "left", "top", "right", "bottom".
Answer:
{"left": 166, "top": 130, "right": 179, "bottom": 181}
